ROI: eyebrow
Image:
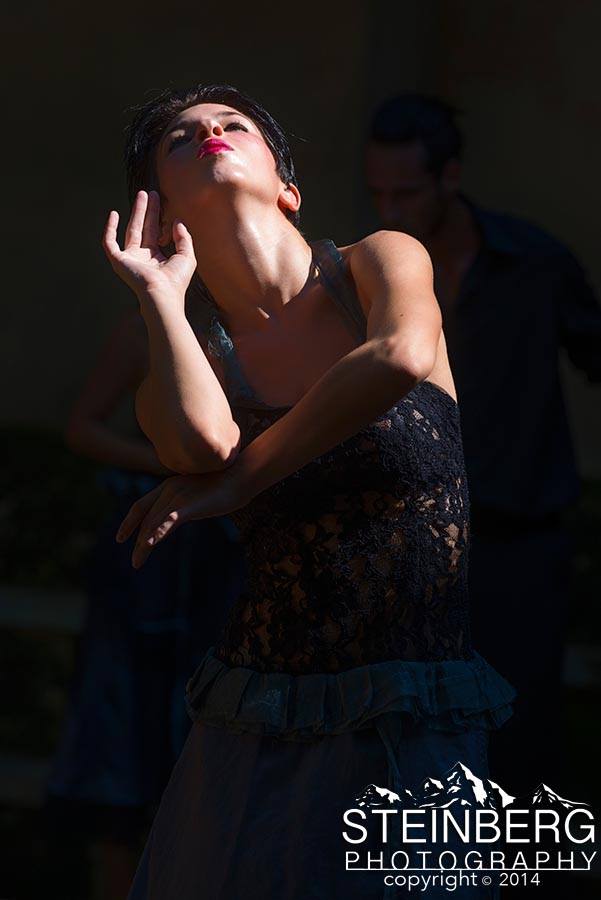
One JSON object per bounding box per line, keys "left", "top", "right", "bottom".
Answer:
{"left": 161, "top": 110, "right": 250, "bottom": 143}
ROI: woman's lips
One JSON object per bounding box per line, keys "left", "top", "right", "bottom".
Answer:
{"left": 197, "top": 141, "right": 233, "bottom": 159}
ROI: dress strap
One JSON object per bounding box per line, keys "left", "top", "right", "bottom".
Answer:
{"left": 187, "top": 277, "right": 271, "bottom": 409}
{"left": 206, "top": 318, "right": 265, "bottom": 407}
{"left": 311, "top": 238, "right": 368, "bottom": 343}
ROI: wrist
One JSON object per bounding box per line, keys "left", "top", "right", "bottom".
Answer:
{"left": 136, "top": 288, "right": 187, "bottom": 315}
{"left": 229, "top": 442, "right": 271, "bottom": 508}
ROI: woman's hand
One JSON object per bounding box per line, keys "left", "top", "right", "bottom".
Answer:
{"left": 102, "top": 190, "right": 197, "bottom": 304}
{"left": 115, "top": 466, "right": 250, "bottom": 569}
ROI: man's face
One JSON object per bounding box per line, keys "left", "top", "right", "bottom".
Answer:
{"left": 365, "top": 139, "right": 449, "bottom": 241}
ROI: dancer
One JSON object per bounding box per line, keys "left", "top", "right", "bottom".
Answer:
{"left": 103, "top": 83, "right": 515, "bottom": 899}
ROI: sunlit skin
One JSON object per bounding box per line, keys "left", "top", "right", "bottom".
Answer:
{"left": 103, "top": 102, "right": 457, "bottom": 568}
{"left": 153, "top": 103, "right": 312, "bottom": 333}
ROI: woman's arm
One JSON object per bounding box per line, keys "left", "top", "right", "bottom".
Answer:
{"left": 103, "top": 191, "right": 240, "bottom": 473}
{"left": 65, "top": 309, "right": 174, "bottom": 476}
{"left": 116, "top": 231, "right": 444, "bottom": 568}
{"left": 231, "top": 230, "right": 441, "bottom": 496}
{"left": 134, "top": 297, "right": 240, "bottom": 473}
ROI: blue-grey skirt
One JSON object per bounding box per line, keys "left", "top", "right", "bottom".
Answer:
{"left": 127, "top": 647, "right": 514, "bottom": 899}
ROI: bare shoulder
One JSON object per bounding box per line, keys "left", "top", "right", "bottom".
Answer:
{"left": 339, "top": 230, "right": 433, "bottom": 274}
{"left": 335, "top": 231, "right": 434, "bottom": 319}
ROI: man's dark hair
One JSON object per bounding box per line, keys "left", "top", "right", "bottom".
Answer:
{"left": 124, "top": 82, "right": 301, "bottom": 228}
{"left": 369, "top": 94, "right": 463, "bottom": 177}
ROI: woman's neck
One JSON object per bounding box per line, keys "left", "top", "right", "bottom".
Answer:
{"left": 185, "top": 202, "right": 314, "bottom": 337}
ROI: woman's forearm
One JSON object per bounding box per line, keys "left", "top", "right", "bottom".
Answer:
{"left": 233, "top": 336, "right": 433, "bottom": 500}
{"left": 137, "top": 295, "right": 240, "bottom": 471}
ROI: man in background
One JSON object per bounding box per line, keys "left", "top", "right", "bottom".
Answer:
{"left": 364, "top": 94, "right": 601, "bottom": 795}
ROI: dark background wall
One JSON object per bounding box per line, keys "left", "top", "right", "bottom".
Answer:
{"left": 366, "top": 0, "right": 601, "bottom": 474}
{"left": 3, "top": 0, "right": 369, "bottom": 428}
{"left": 4, "top": 0, "right": 600, "bottom": 473}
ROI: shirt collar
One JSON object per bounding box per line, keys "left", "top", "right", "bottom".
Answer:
{"left": 459, "top": 192, "right": 528, "bottom": 256}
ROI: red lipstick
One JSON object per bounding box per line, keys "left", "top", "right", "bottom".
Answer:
{"left": 197, "top": 139, "right": 233, "bottom": 159}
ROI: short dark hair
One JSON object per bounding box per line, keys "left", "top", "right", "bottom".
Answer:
{"left": 369, "top": 93, "right": 463, "bottom": 176}
{"left": 123, "top": 82, "right": 301, "bottom": 228}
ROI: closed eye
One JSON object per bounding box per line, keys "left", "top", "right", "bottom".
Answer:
{"left": 167, "top": 134, "right": 189, "bottom": 151}
{"left": 167, "top": 120, "right": 249, "bottom": 153}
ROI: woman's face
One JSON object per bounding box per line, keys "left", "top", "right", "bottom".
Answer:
{"left": 154, "top": 102, "right": 292, "bottom": 238}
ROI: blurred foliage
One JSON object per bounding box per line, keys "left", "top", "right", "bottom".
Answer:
{"left": 0, "top": 805, "right": 91, "bottom": 900}
{"left": 0, "top": 426, "right": 111, "bottom": 587}
{"left": 0, "top": 628, "right": 76, "bottom": 757}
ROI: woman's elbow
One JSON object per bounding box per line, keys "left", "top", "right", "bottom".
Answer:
{"left": 158, "top": 427, "right": 241, "bottom": 475}
{"left": 378, "top": 337, "right": 436, "bottom": 385}
{"left": 403, "top": 350, "right": 437, "bottom": 384}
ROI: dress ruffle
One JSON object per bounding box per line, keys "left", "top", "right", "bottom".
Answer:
{"left": 185, "top": 646, "right": 515, "bottom": 742}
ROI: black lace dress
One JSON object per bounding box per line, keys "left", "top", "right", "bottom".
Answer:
{"left": 127, "top": 239, "right": 514, "bottom": 900}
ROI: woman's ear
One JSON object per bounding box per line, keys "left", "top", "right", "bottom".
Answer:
{"left": 278, "top": 182, "right": 301, "bottom": 217}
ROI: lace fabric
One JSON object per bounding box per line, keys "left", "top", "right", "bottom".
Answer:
{"left": 193, "top": 239, "right": 473, "bottom": 676}
{"left": 215, "top": 382, "right": 472, "bottom": 674}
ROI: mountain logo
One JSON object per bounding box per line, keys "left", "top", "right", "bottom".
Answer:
{"left": 355, "top": 761, "right": 589, "bottom": 812}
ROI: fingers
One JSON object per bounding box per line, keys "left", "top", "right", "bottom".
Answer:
{"left": 172, "top": 220, "right": 195, "bottom": 259}
{"left": 132, "top": 506, "right": 185, "bottom": 569}
{"left": 102, "top": 190, "right": 157, "bottom": 266}
{"left": 115, "top": 482, "right": 164, "bottom": 543}
{"left": 142, "top": 190, "right": 161, "bottom": 248}
{"left": 131, "top": 487, "right": 193, "bottom": 568}
{"left": 115, "top": 478, "right": 188, "bottom": 569}
{"left": 117, "top": 474, "right": 216, "bottom": 570}
{"left": 124, "top": 190, "right": 148, "bottom": 249}
{"left": 102, "top": 210, "right": 121, "bottom": 262}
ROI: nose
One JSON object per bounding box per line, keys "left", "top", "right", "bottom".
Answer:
{"left": 194, "top": 118, "right": 225, "bottom": 145}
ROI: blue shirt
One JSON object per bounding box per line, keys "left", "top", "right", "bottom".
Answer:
{"left": 447, "top": 194, "right": 601, "bottom": 518}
